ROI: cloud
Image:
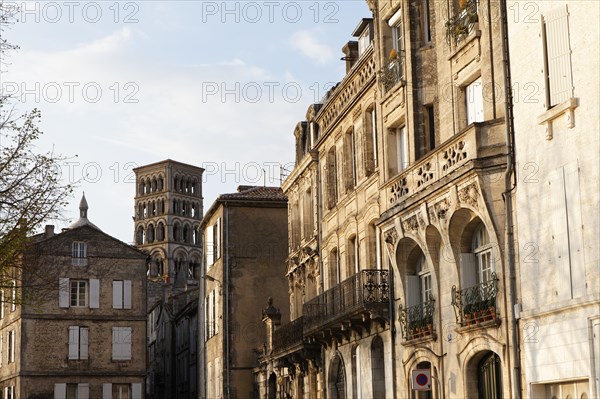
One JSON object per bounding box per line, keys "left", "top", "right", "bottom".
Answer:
{"left": 290, "top": 29, "right": 335, "bottom": 65}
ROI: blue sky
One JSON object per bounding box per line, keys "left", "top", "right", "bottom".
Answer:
{"left": 1, "top": 0, "right": 371, "bottom": 243}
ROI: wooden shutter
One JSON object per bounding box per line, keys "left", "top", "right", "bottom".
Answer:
{"left": 80, "top": 327, "right": 89, "bottom": 360}
{"left": 102, "top": 384, "right": 112, "bottom": 399}
{"left": 59, "top": 278, "right": 70, "bottom": 308}
{"left": 205, "top": 227, "right": 214, "bottom": 266}
{"left": 113, "top": 281, "right": 123, "bottom": 309}
{"left": 68, "top": 326, "right": 79, "bottom": 359}
{"left": 77, "top": 383, "right": 89, "bottom": 399}
{"left": 54, "top": 384, "right": 66, "bottom": 399}
{"left": 460, "top": 253, "right": 477, "bottom": 289}
{"left": 564, "top": 163, "right": 585, "bottom": 298}
{"left": 544, "top": 5, "right": 573, "bottom": 107}
{"left": 406, "top": 275, "right": 420, "bottom": 308}
{"left": 549, "top": 167, "right": 570, "bottom": 301}
{"left": 123, "top": 280, "right": 132, "bottom": 309}
{"left": 215, "top": 218, "right": 222, "bottom": 260}
{"left": 132, "top": 383, "right": 143, "bottom": 399}
{"left": 89, "top": 279, "right": 99, "bottom": 308}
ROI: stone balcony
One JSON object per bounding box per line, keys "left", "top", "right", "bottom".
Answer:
{"left": 302, "top": 270, "right": 390, "bottom": 342}
{"left": 383, "top": 120, "right": 506, "bottom": 211}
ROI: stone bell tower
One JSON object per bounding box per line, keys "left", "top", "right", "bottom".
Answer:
{"left": 132, "top": 160, "right": 204, "bottom": 302}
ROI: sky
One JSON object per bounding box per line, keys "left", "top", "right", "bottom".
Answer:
{"left": 1, "top": 0, "right": 371, "bottom": 243}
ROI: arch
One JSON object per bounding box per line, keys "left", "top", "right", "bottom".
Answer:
{"left": 367, "top": 219, "right": 378, "bottom": 269}
{"left": 327, "top": 248, "right": 340, "bottom": 289}
{"left": 183, "top": 224, "right": 191, "bottom": 243}
{"left": 414, "top": 361, "right": 433, "bottom": 399}
{"left": 151, "top": 201, "right": 157, "bottom": 216}
{"left": 138, "top": 180, "right": 145, "bottom": 195}
{"left": 145, "top": 178, "right": 151, "bottom": 194}
{"left": 328, "top": 352, "right": 347, "bottom": 399}
{"left": 189, "top": 255, "right": 200, "bottom": 279}
{"left": 347, "top": 234, "right": 359, "bottom": 278}
{"left": 151, "top": 178, "right": 157, "bottom": 192}
{"left": 268, "top": 373, "right": 277, "bottom": 399}
{"left": 173, "top": 222, "right": 181, "bottom": 242}
{"left": 371, "top": 336, "right": 386, "bottom": 398}
{"left": 157, "top": 222, "right": 166, "bottom": 241}
{"left": 157, "top": 176, "right": 164, "bottom": 191}
{"left": 149, "top": 250, "right": 166, "bottom": 277}
{"left": 147, "top": 224, "right": 155, "bottom": 244}
{"left": 193, "top": 225, "right": 200, "bottom": 245}
{"left": 464, "top": 350, "right": 503, "bottom": 399}
{"left": 136, "top": 225, "right": 145, "bottom": 245}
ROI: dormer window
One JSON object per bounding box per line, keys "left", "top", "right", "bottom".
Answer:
{"left": 352, "top": 18, "right": 373, "bottom": 58}
{"left": 358, "top": 28, "right": 370, "bottom": 55}
{"left": 72, "top": 242, "right": 87, "bottom": 266}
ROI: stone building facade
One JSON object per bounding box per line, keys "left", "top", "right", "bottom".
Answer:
{"left": 255, "top": 0, "right": 525, "bottom": 397}
{"left": 200, "top": 186, "right": 289, "bottom": 399}
{"left": 508, "top": 1, "right": 600, "bottom": 398}
{"left": 133, "top": 160, "right": 204, "bottom": 399}
{"left": 0, "top": 195, "right": 147, "bottom": 399}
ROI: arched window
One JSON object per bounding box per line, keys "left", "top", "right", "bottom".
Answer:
{"left": 173, "top": 223, "right": 181, "bottom": 241}
{"left": 347, "top": 235, "right": 359, "bottom": 277}
{"left": 147, "top": 224, "right": 155, "bottom": 243}
{"left": 472, "top": 223, "right": 494, "bottom": 284}
{"left": 328, "top": 354, "right": 346, "bottom": 399}
{"left": 158, "top": 176, "right": 164, "bottom": 191}
{"left": 157, "top": 223, "right": 165, "bottom": 241}
{"left": 477, "top": 352, "right": 502, "bottom": 399}
{"left": 193, "top": 227, "right": 199, "bottom": 245}
{"left": 136, "top": 226, "right": 144, "bottom": 245}
{"left": 183, "top": 225, "right": 190, "bottom": 243}
{"left": 329, "top": 249, "right": 340, "bottom": 289}
{"left": 151, "top": 178, "right": 157, "bottom": 192}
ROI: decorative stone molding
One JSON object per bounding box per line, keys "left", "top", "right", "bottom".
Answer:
{"left": 442, "top": 141, "right": 468, "bottom": 173}
{"left": 458, "top": 182, "right": 479, "bottom": 208}
{"left": 384, "top": 228, "right": 398, "bottom": 245}
{"left": 390, "top": 176, "right": 409, "bottom": 204}
{"left": 402, "top": 215, "right": 420, "bottom": 235}
{"left": 416, "top": 161, "right": 435, "bottom": 188}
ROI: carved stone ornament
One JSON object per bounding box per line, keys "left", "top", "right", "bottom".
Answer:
{"left": 434, "top": 198, "right": 450, "bottom": 220}
{"left": 458, "top": 182, "right": 479, "bottom": 208}
{"left": 384, "top": 228, "right": 398, "bottom": 245}
{"left": 402, "top": 215, "right": 419, "bottom": 234}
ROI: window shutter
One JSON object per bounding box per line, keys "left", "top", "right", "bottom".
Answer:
{"left": 205, "top": 227, "right": 214, "bottom": 266}
{"left": 68, "top": 326, "right": 79, "bottom": 359}
{"left": 549, "top": 167, "right": 570, "bottom": 301}
{"left": 215, "top": 218, "right": 221, "bottom": 260}
{"left": 77, "top": 383, "right": 89, "bottom": 399}
{"left": 132, "top": 383, "right": 143, "bottom": 399}
{"left": 59, "top": 278, "right": 70, "bottom": 308}
{"left": 80, "top": 327, "right": 89, "bottom": 360}
{"left": 544, "top": 5, "right": 573, "bottom": 106}
{"left": 564, "top": 163, "right": 585, "bottom": 298}
{"left": 112, "top": 327, "right": 119, "bottom": 359}
{"left": 406, "top": 275, "right": 420, "bottom": 309}
{"left": 123, "top": 280, "right": 132, "bottom": 309}
{"left": 460, "top": 253, "right": 478, "bottom": 289}
{"left": 113, "top": 281, "right": 123, "bottom": 309}
{"left": 214, "top": 290, "right": 219, "bottom": 334}
{"left": 1, "top": 291, "right": 4, "bottom": 319}
{"left": 54, "top": 383, "right": 67, "bottom": 399}
{"left": 89, "top": 279, "right": 100, "bottom": 309}
{"left": 124, "top": 327, "right": 132, "bottom": 360}
{"left": 102, "top": 384, "right": 112, "bottom": 399}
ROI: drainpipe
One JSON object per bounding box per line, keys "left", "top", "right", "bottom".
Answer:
{"left": 499, "top": 1, "right": 522, "bottom": 398}
{"left": 224, "top": 204, "right": 231, "bottom": 399}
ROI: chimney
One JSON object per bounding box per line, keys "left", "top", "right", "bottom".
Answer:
{"left": 45, "top": 225, "right": 55, "bottom": 238}
{"left": 342, "top": 41, "right": 359, "bottom": 73}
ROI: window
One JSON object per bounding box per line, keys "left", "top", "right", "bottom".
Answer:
{"left": 472, "top": 224, "right": 494, "bottom": 284}
{"left": 70, "top": 280, "right": 88, "bottom": 307}
{"left": 205, "top": 218, "right": 222, "bottom": 267}
{"left": 205, "top": 289, "right": 219, "bottom": 339}
{"left": 326, "top": 147, "right": 338, "bottom": 209}
{"left": 113, "top": 384, "right": 131, "bottom": 399}
{"left": 302, "top": 189, "right": 313, "bottom": 240}
{"left": 389, "top": 8, "right": 405, "bottom": 79}
{"left": 112, "top": 280, "right": 132, "bottom": 309}
{"left": 112, "top": 327, "right": 132, "bottom": 360}
{"left": 5, "top": 386, "right": 14, "bottom": 399}
{"left": 348, "top": 236, "right": 359, "bottom": 276}
{"left": 358, "top": 27, "right": 371, "bottom": 55}
{"left": 7, "top": 330, "right": 14, "bottom": 363}
{"left": 0, "top": 290, "right": 4, "bottom": 319}
{"left": 388, "top": 126, "right": 408, "bottom": 177}
{"left": 465, "top": 78, "right": 484, "bottom": 125}
{"left": 72, "top": 241, "right": 87, "bottom": 266}
{"left": 417, "top": 255, "right": 432, "bottom": 303}
{"left": 68, "top": 326, "right": 89, "bottom": 360}
{"left": 421, "top": 0, "right": 431, "bottom": 44}
{"left": 542, "top": 5, "right": 573, "bottom": 108}
{"left": 343, "top": 128, "right": 357, "bottom": 191}
{"left": 55, "top": 383, "right": 89, "bottom": 399}
{"left": 425, "top": 105, "right": 436, "bottom": 151}
{"left": 328, "top": 249, "right": 340, "bottom": 289}
{"left": 364, "top": 107, "right": 378, "bottom": 175}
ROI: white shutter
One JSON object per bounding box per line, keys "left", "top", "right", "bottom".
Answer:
{"left": 214, "top": 289, "right": 219, "bottom": 334}
{"left": 132, "top": 383, "right": 143, "bottom": 399}
{"left": 112, "top": 327, "right": 120, "bottom": 359}
{"left": 205, "top": 227, "right": 214, "bottom": 266}
{"left": 544, "top": 5, "right": 573, "bottom": 106}
{"left": 123, "top": 280, "right": 132, "bottom": 309}
{"left": 460, "top": 253, "right": 477, "bottom": 289}
{"left": 54, "top": 383, "right": 67, "bottom": 399}
{"left": 89, "top": 279, "right": 100, "bottom": 308}
{"left": 388, "top": 7, "right": 402, "bottom": 27}
{"left": 564, "top": 163, "right": 585, "bottom": 298}
{"left": 406, "top": 275, "right": 420, "bottom": 308}
{"left": 1, "top": 290, "right": 4, "bottom": 319}
{"left": 68, "top": 326, "right": 79, "bottom": 359}
{"left": 80, "top": 327, "right": 89, "bottom": 360}
{"left": 59, "top": 278, "right": 70, "bottom": 308}
{"left": 77, "top": 383, "right": 89, "bottom": 399}
{"left": 215, "top": 218, "right": 222, "bottom": 260}
{"left": 549, "top": 168, "right": 570, "bottom": 301}
{"left": 113, "top": 281, "right": 123, "bottom": 309}
{"left": 102, "top": 384, "right": 112, "bottom": 399}
{"left": 124, "top": 327, "right": 132, "bottom": 360}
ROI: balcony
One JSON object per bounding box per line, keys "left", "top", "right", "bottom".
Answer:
{"left": 445, "top": 0, "right": 479, "bottom": 46}
{"left": 303, "top": 270, "right": 390, "bottom": 340}
{"left": 384, "top": 121, "right": 505, "bottom": 210}
{"left": 272, "top": 316, "right": 304, "bottom": 355}
{"left": 399, "top": 298, "right": 435, "bottom": 341}
{"left": 379, "top": 57, "right": 404, "bottom": 93}
{"left": 451, "top": 273, "right": 499, "bottom": 327}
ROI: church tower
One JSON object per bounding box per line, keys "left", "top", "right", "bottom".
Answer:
{"left": 133, "top": 160, "right": 204, "bottom": 294}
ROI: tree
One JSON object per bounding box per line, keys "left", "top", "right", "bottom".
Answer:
{"left": 0, "top": 1, "right": 74, "bottom": 305}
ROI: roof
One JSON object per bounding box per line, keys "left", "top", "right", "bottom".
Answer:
{"left": 217, "top": 186, "right": 287, "bottom": 202}
{"left": 67, "top": 192, "right": 101, "bottom": 231}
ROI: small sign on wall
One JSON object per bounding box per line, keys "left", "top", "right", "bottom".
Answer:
{"left": 411, "top": 369, "right": 432, "bottom": 391}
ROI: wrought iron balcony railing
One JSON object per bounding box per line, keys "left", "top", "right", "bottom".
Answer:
{"left": 445, "top": 0, "right": 479, "bottom": 46}
{"left": 451, "top": 273, "right": 499, "bottom": 326}
{"left": 399, "top": 298, "right": 435, "bottom": 341}
{"left": 272, "top": 316, "right": 304, "bottom": 355}
{"left": 379, "top": 57, "right": 404, "bottom": 93}
{"left": 303, "top": 270, "right": 390, "bottom": 335}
